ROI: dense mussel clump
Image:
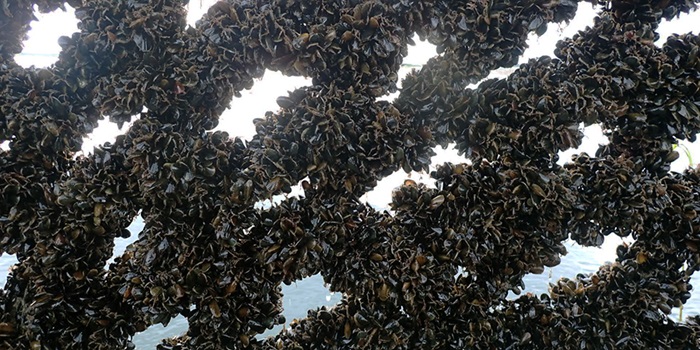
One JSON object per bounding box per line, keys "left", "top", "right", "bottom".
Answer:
{"left": 1, "top": 0, "right": 700, "bottom": 348}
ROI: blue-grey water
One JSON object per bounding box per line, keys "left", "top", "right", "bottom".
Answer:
{"left": 1, "top": 215, "right": 699, "bottom": 348}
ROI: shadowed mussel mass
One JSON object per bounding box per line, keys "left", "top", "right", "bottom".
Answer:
{"left": 1, "top": 0, "right": 700, "bottom": 349}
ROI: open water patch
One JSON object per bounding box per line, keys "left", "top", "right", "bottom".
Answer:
{"left": 14, "top": 4, "right": 78, "bottom": 68}
{"left": 0, "top": 253, "right": 19, "bottom": 288}
{"left": 257, "top": 273, "right": 342, "bottom": 340}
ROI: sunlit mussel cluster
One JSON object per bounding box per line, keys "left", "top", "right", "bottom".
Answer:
{"left": 553, "top": 2, "right": 700, "bottom": 173}
{"left": 390, "top": 0, "right": 583, "bottom": 165}
{"left": 1, "top": 0, "right": 700, "bottom": 349}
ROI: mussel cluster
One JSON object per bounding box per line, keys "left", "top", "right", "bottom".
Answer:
{"left": 1, "top": 0, "right": 700, "bottom": 349}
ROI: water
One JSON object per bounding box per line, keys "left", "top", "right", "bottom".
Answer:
{"left": 130, "top": 272, "right": 342, "bottom": 349}
{"left": 1, "top": 216, "right": 699, "bottom": 349}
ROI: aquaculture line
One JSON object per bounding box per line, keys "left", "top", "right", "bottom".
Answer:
{"left": 1, "top": 0, "right": 700, "bottom": 349}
